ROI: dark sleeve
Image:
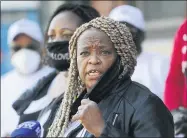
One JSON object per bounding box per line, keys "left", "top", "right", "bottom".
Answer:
{"left": 12, "top": 71, "right": 57, "bottom": 115}
{"left": 132, "top": 95, "right": 174, "bottom": 137}
{"left": 100, "top": 95, "right": 174, "bottom": 137}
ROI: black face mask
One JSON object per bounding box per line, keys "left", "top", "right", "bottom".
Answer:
{"left": 46, "top": 41, "right": 70, "bottom": 71}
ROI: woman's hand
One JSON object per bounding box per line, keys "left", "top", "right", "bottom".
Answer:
{"left": 72, "top": 99, "right": 105, "bottom": 137}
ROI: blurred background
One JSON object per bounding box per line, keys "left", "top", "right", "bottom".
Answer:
{"left": 1, "top": 0, "right": 187, "bottom": 75}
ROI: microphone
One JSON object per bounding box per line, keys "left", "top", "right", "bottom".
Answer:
{"left": 11, "top": 121, "right": 41, "bottom": 137}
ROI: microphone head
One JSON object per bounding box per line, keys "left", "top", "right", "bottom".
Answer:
{"left": 11, "top": 120, "right": 41, "bottom": 137}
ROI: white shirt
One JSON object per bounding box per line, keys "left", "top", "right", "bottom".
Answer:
{"left": 131, "top": 52, "right": 170, "bottom": 100}
{"left": 1, "top": 66, "right": 54, "bottom": 137}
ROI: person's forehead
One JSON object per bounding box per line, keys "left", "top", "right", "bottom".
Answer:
{"left": 11, "top": 34, "right": 33, "bottom": 47}
{"left": 48, "top": 11, "right": 83, "bottom": 31}
{"left": 77, "top": 28, "right": 111, "bottom": 45}
{"left": 12, "top": 34, "right": 33, "bottom": 46}
{"left": 13, "top": 33, "right": 32, "bottom": 41}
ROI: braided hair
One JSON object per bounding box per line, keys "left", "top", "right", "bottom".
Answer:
{"left": 120, "top": 21, "right": 145, "bottom": 55}
{"left": 47, "top": 16, "right": 137, "bottom": 137}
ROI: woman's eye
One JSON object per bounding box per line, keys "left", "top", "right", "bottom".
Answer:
{"left": 48, "top": 35, "right": 55, "bottom": 41}
{"left": 63, "top": 34, "right": 72, "bottom": 39}
{"left": 80, "top": 51, "right": 90, "bottom": 56}
{"left": 101, "top": 50, "right": 111, "bottom": 55}
{"left": 60, "top": 32, "right": 73, "bottom": 40}
{"left": 12, "top": 46, "right": 21, "bottom": 52}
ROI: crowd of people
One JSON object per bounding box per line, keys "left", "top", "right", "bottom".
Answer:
{"left": 1, "top": 3, "right": 187, "bottom": 138}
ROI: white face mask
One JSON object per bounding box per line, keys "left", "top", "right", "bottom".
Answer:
{"left": 11, "top": 49, "right": 41, "bottom": 75}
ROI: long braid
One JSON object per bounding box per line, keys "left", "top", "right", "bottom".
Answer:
{"left": 47, "top": 16, "right": 137, "bottom": 137}
{"left": 47, "top": 49, "right": 79, "bottom": 137}
{"left": 46, "top": 4, "right": 100, "bottom": 137}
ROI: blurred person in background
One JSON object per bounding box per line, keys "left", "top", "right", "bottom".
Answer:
{"left": 12, "top": 4, "right": 100, "bottom": 137}
{"left": 164, "top": 19, "right": 187, "bottom": 137}
{"left": 109, "top": 5, "right": 170, "bottom": 100}
{"left": 164, "top": 19, "right": 187, "bottom": 111}
{"left": 1, "top": 19, "right": 54, "bottom": 137}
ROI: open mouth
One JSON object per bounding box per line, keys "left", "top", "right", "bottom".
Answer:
{"left": 87, "top": 69, "right": 101, "bottom": 76}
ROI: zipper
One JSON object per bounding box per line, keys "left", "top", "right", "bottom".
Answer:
{"left": 112, "top": 113, "right": 119, "bottom": 126}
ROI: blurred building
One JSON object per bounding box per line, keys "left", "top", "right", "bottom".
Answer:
{"left": 1, "top": 1, "right": 187, "bottom": 75}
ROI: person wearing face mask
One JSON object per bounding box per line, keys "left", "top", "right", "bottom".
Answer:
{"left": 109, "top": 5, "right": 170, "bottom": 100}
{"left": 1, "top": 19, "right": 54, "bottom": 137}
{"left": 12, "top": 4, "right": 100, "bottom": 137}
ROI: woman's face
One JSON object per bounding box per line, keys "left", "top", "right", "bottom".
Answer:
{"left": 11, "top": 34, "right": 41, "bottom": 56}
{"left": 77, "top": 28, "right": 117, "bottom": 89}
{"left": 47, "top": 11, "right": 83, "bottom": 43}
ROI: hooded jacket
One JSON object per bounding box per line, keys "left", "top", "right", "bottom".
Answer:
{"left": 164, "top": 19, "right": 187, "bottom": 111}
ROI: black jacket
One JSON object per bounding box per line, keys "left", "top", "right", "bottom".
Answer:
{"left": 68, "top": 57, "right": 175, "bottom": 137}
{"left": 100, "top": 79, "right": 174, "bottom": 137}
{"left": 70, "top": 76, "right": 174, "bottom": 137}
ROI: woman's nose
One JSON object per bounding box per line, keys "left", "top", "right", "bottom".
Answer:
{"left": 88, "top": 54, "right": 101, "bottom": 65}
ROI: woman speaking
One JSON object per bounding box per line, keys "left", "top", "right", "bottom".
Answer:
{"left": 47, "top": 16, "right": 174, "bottom": 137}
